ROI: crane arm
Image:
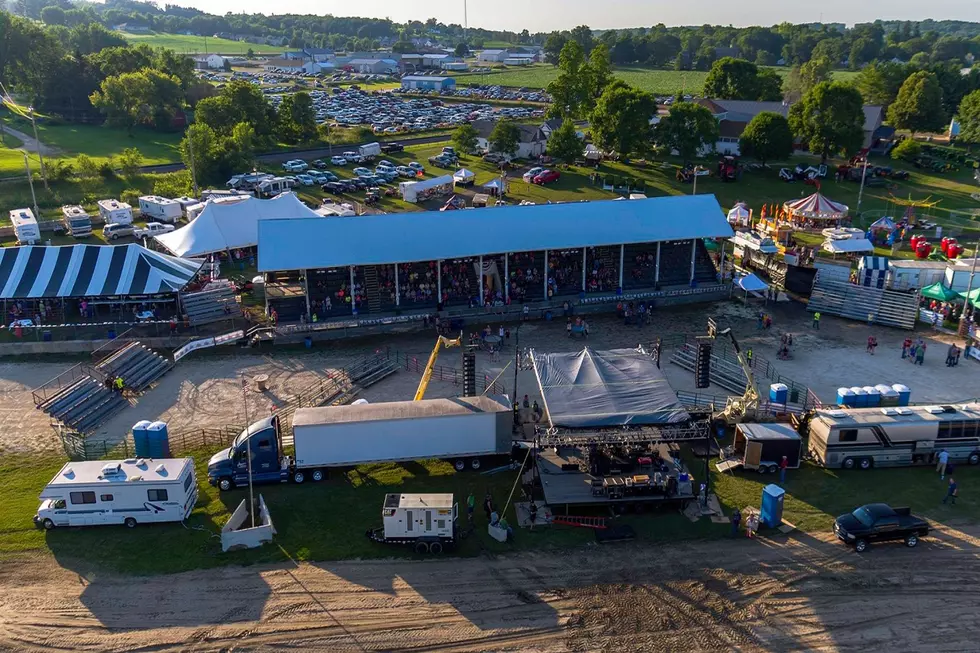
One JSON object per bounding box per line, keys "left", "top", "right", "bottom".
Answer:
{"left": 414, "top": 334, "right": 461, "bottom": 401}
{"left": 717, "top": 328, "right": 758, "bottom": 402}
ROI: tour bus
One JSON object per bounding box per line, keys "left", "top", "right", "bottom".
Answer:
{"left": 807, "top": 403, "right": 980, "bottom": 470}
{"left": 33, "top": 457, "right": 197, "bottom": 530}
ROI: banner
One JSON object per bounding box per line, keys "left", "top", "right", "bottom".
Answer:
{"left": 213, "top": 329, "right": 245, "bottom": 346}
{"left": 173, "top": 337, "right": 215, "bottom": 362}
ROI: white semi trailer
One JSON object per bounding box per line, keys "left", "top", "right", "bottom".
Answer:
{"left": 207, "top": 396, "right": 515, "bottom": 490}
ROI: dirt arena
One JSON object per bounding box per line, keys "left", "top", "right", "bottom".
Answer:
{"left": 1, "top": 299, "right": 974, "bottom": 455}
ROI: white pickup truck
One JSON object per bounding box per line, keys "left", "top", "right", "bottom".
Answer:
{"left": 134, "top": 222, "right": 176, "bottom": 239}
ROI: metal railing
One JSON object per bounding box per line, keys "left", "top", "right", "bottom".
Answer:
{"left": 389, "top": 350, "right": 507, "bottom": 395}
{"left": 31, "top": 363, "right": 93, "bottom": 407}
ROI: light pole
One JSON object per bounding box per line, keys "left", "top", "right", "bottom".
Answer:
{"left": 512, "top": 322, "right": 523, "bottom": 401}
{"left": 28, "top": 106, "right": 48, "bottom": 191}
{"left": 22, "top": 152, "right": 39, "bottom": 219}
{"left": 958, "top": 237, "right": 980, "bottom": 338}
{"left": 856, "top": 158, "right": 869, "bottom": 213}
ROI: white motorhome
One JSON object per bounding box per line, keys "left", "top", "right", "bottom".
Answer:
{"left": 10, "top": 208, "right": 40, "bottom": 244}
{"left": 33, "top": 457, "right": 198, "bottom": 530}
{"left": 97, "top": 199, "right": 133, "bottom": 226}
{"left": 138, "top": 196, "right": 182, "bottom": 224}
{"left": 255, "top": 176, "right": 296, "bottom": 197}
{"left": 61, "top": 205, "right": 92, "bottom": 238}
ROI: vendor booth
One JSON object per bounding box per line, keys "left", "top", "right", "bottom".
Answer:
{"left": 452, "top": 168, "right": 476, "bottom": 186}
{"left": 727, "top": 202, "right": 751, "bottom": 227}
{"left": 399, "top": 175, "right": 454, "bottom": 203}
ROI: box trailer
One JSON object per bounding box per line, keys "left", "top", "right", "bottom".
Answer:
{"left": 97, "top": 199, "right": 133, "bottom": 226}
{"left": 10, "top": 208, "right": 40, "bottom": 244}
{"left": 61, "top": 205, "right": 92, "bottom": 238}
{"left": 138, "top": 195, "right": 183, "bottom": 223}
{"left": 366, "top": 493, "right": 458, "bottom": 554}
{"left": 34, "top": 457, "right": 197, "bottom": 530}
{"left": 207, "top": 396, "right": 515, "bottom": 490}
{"left": 359, "top": 142, "right": 382, "bottom": 159}
{"left": 715, "top": 423, "right": 802, "bottom": 474}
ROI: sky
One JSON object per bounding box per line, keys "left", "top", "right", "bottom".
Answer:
{"left": 168, "top": 0, "right": 980, "bottom": 33}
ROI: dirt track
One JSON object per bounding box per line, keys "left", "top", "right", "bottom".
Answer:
{"left": 3, "top": 525, "right": 980, "bottom": 652}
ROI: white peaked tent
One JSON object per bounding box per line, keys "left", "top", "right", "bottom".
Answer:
{"left": 727, "top": 203, "right": 751, "bottom": 226}
{"left": 453, "top": 168, "right": 476, "bottom": 185}
{"left": 154, "top": 193, "right": 319, "bottom": 258}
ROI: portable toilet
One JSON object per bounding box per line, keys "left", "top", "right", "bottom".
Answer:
{"left": 760, "top": 484, "right": 785, "bottom": 528}
{"left": 769, "top": 383, "right": 788, "bottom": 405}
{"left": 836, "top": 387, "right": 853, "bottom": 406}
{"left": 878, "top": 384, "right": 900, "bottom": 407}
{"left": 146, "top": 421, "right": 171, "bottom": 458}
{"left": 892, "top": 384, "right": 910, "bottom": 406}
{"left": 850, "top": 386, "right": 868, "bottom": 408}
{"left": 132, "top": 420, "right": 152, "bottom": 458}
{"left": 863, "top": 385, "right": 881, "bottom": 407}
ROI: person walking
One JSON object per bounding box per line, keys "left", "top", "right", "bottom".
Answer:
{"left": 937, "top": 449, "right": 949, "bottom": 479}
{"left": 730, "top": 508, "right": 742, "bottom": 538}
{"left": 915, "top": 343, "right": 926, "bottom": 366}
{"left": 902, "top": 337, "right": 911, "bottom": 359}
{"left": 566, "top": 318, "right": 572, "bottom": 337}
{"left": 812, "top": 312, "right": 821, "bottom": 329}
{"left": 779, "top": 456, "right": 789, "bottom": 484}
{"left": 483, "top": 492, "right": 493, "bottom": 522}
{"left": 946, "top": 344, "right": 957, "bottom": 367}
{"left": 467, "top": 492, "right": 475, "bottom": 523}
{"left": 746, "top": 512, "right": 759, "bottom": 539}
{"left": 942, "top": 476, "right": 958, "bottom": 505}
{"left": 746, "top": 348, "right": 754, "bottom": 368}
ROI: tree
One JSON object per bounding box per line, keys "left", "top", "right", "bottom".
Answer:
{"left": 451, "top": 123, "right": 478, "bottom": 154}
{"left": 489, "top": 121, "right": 520, "bottom": 157}
{"left": 788, "top": 81, "right": 865, "bottom": 162}
{"left": 246, "top": 48, "right": 255, "bottom": 59}
{"left": 891, "top": 139, "right": 922, "bottom": 161}
{"left": 39, "top": 5, "right": 65, "bottom": 25}
{"left": 739, "top": 112, "right": 794, "bottom": 165}
{"left": 855, "top": 61, "right": 909, "bottom": 106}
{"left": 545, "top": 40, "right": 587, "bottom": 119}
{"left": 849, "top": 36, "right": 880, "bottom": 70}
{"left": 783, "top": 56, "right": 832, "bottom": 102}
{"left": 195, "top": 80, "right": 275, "bottom": 139}
{"left": 588, "top": 82, "right": 656, "bottom": 159}
{"left": 118, "top": 147, "right": 144, "bottom": 177}
{"left": 887, "top": 71, "right": 946, "bottom": 136}
{"left": 583, "top": 43, "right": 613, "bottom": 105}
{"left": 276, "top": 92, "right": 317, "bottom": 144}
{"left": 543, "top": 32, "right": 567, "bottom": 65}
{"left": 568, "top": 25, "right": 593, "bottom": 55}
{"left": 454, "top": 42, "right": 469, "bottom": 58}
{"left": 756, "top": 68, "right": 783, "bottom": 101}
{"left": 702, "top": 57, "right": 776, "bottom": 101}
{"left": 957, "top": 90, "right": 980, "bottom": 145}
{"left": 546, "top": 120, "right": 583, "bottom": 164}
{"left": 391, "top": 40, "right": 414, "bottom": 53}
{"left": 89, "top": 68, "right": 182, "bottom": 132}
{"left": 74, "top": 153, "right": 99, "bottom": 179}
{"left": 153, "top": 170, "right": 193, "bottom": 197}
{"left": 653, "top": 101, "right": 718, "bottom": 160}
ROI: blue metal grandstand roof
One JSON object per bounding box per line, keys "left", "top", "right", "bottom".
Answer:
{"left": 257, "top": 195, "right": 732, "bottom": 272}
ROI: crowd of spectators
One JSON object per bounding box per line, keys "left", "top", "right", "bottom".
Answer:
{"left": 508, "top": 252, "right": 543, "bottom": 303}
{"left": 441, "top": 260, "right": 476, "bottom": 306}
{"left": 397, "top": 262, "right": 439, "bottom": 305}
{"left": 547, "top": 250, "right": 582, "bottom": 298}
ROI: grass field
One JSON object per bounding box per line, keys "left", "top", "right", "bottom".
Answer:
{"left": 457, "top": 64, "right": 859, "bottom": 94}
{"left": 120, "top": 31, "right": 281, "bottom": 55}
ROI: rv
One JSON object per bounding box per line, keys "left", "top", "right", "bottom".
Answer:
{"left": 61, "top": 205, "right": 92, "bottom": 238}
{"left": 185, "top": 202, "right": 206, "bottom": 221}
{"left": 807, "top": 404, "right": 980, "bottom": 470}
{"left": 33, "top": 457, "right": 198, "bottom": 530}
{"left": 97, "top": 199, "right": 133, "bottom": 226}
{"left": 255, "top": 176, "right": 296, "bottom": 197}
{"left": 10, "top": 208, "right": 40, "bottom": 244}
{"left": 227, "top": 172, "right": 273, "bottom": 191}
{"left": 138, "top": 196, "right": 183, "bottom": 224}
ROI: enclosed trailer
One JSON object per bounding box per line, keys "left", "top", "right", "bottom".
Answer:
{"left": 716, "top": 423, "right": 802, "bottom": 474}
{"left": 138, "top": 195, "right": 183, "bottom": 223}
{"left": 367, "top": 493, "right": 458, "bottom": 554}
{"left": 10, "top": 208, "right": 40, "bottom": 244}
{"left": 97, "top": 199, "right": 134, "bottom": 226}
{"left": 34, "top": 457, "right": 197, "bottom": 530}
{"left": 359, "top": 142, "right": 382, "bottom": 159}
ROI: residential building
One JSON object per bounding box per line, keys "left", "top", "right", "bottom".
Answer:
{"left": 540, "top": 118, "right": 563, "bottom": 139}
{"left": 401, "top": 76, "right": 456, "bottom": 92}
{"left": 472, "top": 120, "right": 546, "bottom": 159}
{"left": 477, "top": 49, "right": 510, "bottom": 63}
{"left": 196, "top": 54, "right": 229, "bottom": 70}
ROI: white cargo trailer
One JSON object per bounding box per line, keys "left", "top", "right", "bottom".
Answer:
{"left": 138, "top": 195, "right": 183, "bottom": 223}
{"left": 97, "top": 199, "right": 134, "bottom": 225}
{"left": 358, "top": 142, "right": 382, "bottom": 159}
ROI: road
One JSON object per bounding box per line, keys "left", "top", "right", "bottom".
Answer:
{"left": 2, "top": 525, "right": 979, "bottom": 651}
{"left": 139, "top": 133, "right": 453, "bottom": 175}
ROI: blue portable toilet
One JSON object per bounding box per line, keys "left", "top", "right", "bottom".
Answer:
{"left": 850, "top": 386, "right": 868, "bottom": 408}
{"left": 760, "top": 484, "right": 785, "bottom": 528}
{"left": 769, "top": 383, "right": 788, "bottom": 405}
{"left": 878, "top": 384, "right": 899, "bottom": 407}
{"left": 863, "top": 385, "right": 880, "bottom": 407}
{"left": 893, "top": 384, "right": 910, "bottom": 406}
{"left": 132, "top": 420, "right": 152, "bottom": 458}
{"left": 836, "top": 387, "right": 854, "bottom": 406}
{"left": 146, "top": 421, "right": 171, "bottom": 458}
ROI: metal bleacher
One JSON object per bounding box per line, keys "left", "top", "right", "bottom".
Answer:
{"left": 34, "top": 341, "right": 174, "bottom": 434}
{"left": 181, "top": 283, "right": 242, "bottom": 326}
{"left": 807, "top": 273, "right": 918, "bottom": 330}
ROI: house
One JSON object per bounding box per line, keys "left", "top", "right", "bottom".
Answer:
{"left": 477, "top": 49, "right": 510, "bottom": 63}
{"left": 441, "top": 61, "right": 469, "bottom": 72}
{"left": 472, "top": 120, "right": 546, "bottom": 159}
{"left": 540, "top": 118, "right": 563, "bottom": 139}
{"left": 282, "top": 50, "right": 306, "bottom": 60}
{"left": 401, "top": 76, "right": 456, "bottom": 92}
{"left": 196, "top": 54, "right": 229, "bottom": 70}
{"left": 347, "top": 58, "right": 398, "bottom": 74}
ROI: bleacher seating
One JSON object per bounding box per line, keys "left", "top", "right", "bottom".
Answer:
{"left": 397, "top": 261, "right": 439, "bottom": 309}
{"left": 442, "top": 258, "right": 479, "bottom": 307}
{"left": 307, "top": 268, "right": 357, "bottom": 319}
{"left": 96, "top": 341, "right": 173, "bottom": 392}
{"left": 39, "top": 377, "right": 130, "bottom": 434}
{"left": 181, "top": 283, "right": 242, "bottom": 326}
{"left": 508, "top": 251, "right": 545, "bottom": 302}
{"left": 623, "top": 240, "right": 717, "bottom": 289}
{"left": 808, "top": 273, "right": 918, "bottom": 329}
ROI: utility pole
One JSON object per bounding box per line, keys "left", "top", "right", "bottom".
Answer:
{"left": 242, "top": 376, "right": 255, "bottom": 528}
{"left": 958, "top": 237, "right": 980, "bottom": 338}
{"left": 856, "top": 157, "right": 869, "bottom": 213}
{"left": 186, "top": 127, "right": 200, "bottom": 197}
{"left": 28, "top": 106, "right": 48, "bottom": 191}
{"left": 22, "top": 152, "right": 39, "bottom": 219}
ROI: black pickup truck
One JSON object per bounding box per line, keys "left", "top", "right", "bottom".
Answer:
{"left": 834, "top": 503, "right": 930, "bottom": 553}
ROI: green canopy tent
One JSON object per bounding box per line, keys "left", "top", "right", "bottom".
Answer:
{"left": 920, "top": 282, "right": 960, "bottom": 302}
{"left": 959, "top": 286, "right": 980, "bottom": 307}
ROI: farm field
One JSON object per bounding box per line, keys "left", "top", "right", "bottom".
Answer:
{"left": 119, "top": 31, "right": 281, "bottom": 55}
{"left": 456, "top": 64, "right": 859, "bottom": 94}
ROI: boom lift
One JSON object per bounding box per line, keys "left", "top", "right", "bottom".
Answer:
{"left": 414, "top": 334, "right": 462, "bottom": 401}
{"left": 714, "top": 328, "right": 760, "bottom": 425}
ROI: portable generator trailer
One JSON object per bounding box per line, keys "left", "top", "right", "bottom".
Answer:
{"left": 366, "top": 493, "right": 458, "bottom": 554}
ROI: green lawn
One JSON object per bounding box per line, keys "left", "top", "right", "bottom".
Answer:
{"left": 456, "top": 64, "right": 860, "bottom": 94}
{"left": 120, "top": 31, "right": 281, "bottom": 56}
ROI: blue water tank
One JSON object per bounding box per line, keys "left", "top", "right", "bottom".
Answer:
{"left": 893, "top": 384, "right": 910, "bottom": 407}
{"left": 863, "top": 385, "right": 880, "bottom": 407}
{"left": 760, "top": 484, "right": 785, "bottom": 528}
{"left": 769, "top": 383, "right": 788, "bottom": 405}
{"left": 132, "top": 420, "right": 152, "bottom": 458}
{"left": 850, "top": 386, "right": 868, "bottom": 408}
{"left": 146, "top": 421, "right": 170, "bottom": 458}
{"left": 836, "top": 387, "right": 854, "bottom": 406}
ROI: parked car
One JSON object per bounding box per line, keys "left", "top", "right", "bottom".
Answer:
{"left": 343, "top": 151, "right": 364, "bottom": 163}
{"left": 312, "top": 159, "right": 328, "bottom": 169}
{"left": 320, "top": 171, "right": 339, "bottom": 182}
{"left": 134, "top": 222, "right": 176, "bottom": 239}
{"left": 523, "top": 166, "right": 544, "bottom": 182}
{"left": 408, "top": 161, "right": 425, "bottom": 174}
{"left": 352, "top": 167, "right": 373, "bottom": 177}
{"left": 532, "top": 169, "right": 561, "bottom": 185}
{"left": 295, "top": 174, "right": 315, "bottom": 186}
{"left": 103, "top": 222, "right": 136, "bottom": 241}
{"left": 322, "top": 182, "right": 346, "bottom": 194}
{"left": 395, "top": 166, "right": 415, "bottom": 177}
{"left": 282, "top": 159, "right": 308, "bottom": 172}
{"left": 834, "top": 504, "right": 930, "bottom": 553}
{"left": 381, "top": 142, "right": 405, "bottom": 153}
{"left": 330, "top": 156, "right": 348, "bottom": 166}
{"left": 307, "top": 171, "right": 328, "bottom": 184}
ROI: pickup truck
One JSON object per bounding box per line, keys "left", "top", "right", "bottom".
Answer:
{"left": 834, "top": 503, "right": 929, "bottom": 553}
{"left": 133, "top": 222, "right": 175, "bottom": 239}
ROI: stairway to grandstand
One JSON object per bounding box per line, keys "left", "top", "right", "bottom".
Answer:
{"left": 807, "top": 273, "right": 918, "bottom": 330}
{"left": 34, "top": 341, "right": 175, "bottom": 434}
{"left": 181, "top": 283, "right": 242, "bottom": 326}
{"left": 364, "top": 265, "right": 382, "bottom": 314}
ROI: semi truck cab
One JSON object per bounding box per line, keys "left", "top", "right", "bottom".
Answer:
{"left": 207, "top": 415, "right": 290, "bottom": 491}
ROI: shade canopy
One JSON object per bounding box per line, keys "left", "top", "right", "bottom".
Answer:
{"left": 482, "top": 178, "right": 505, "bottom": 190}
{"left": 736, "top": 273, "right": 768, "bottom": 292}
{"left": 0, "top": 244, "right": 202, "bottom": 299}
{"left": 921, "top": 282, "right": 960, "bottom": 302}
{"left": 154, "top": 193, "right": 318, "bottom": 258}
{"left": 784, "top": 192, "right": 849, "bottom": 220}
{"left": 869, "top": 216, "right": 897, "bottom": 231}
{"left": 453, "top": 168, "right": 475, "bottom": 182}
{"left": 531, "top": 347, "right": 690, "bottom": 428}
{"left": 727, "top": 203, "right": 750, "bottom": 224}
{"left": 959, "top": 286, "right": 980, "bottom": 306}
{"left": 822, "top": 238, "right": 874, "bottom": 254}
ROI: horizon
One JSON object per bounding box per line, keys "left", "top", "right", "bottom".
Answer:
{"left": 158, "top": 0, "right": 980, "bottom": 33}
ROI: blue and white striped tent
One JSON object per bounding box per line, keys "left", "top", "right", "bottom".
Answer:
{"left": 858, "top": 256, "right": 889, "bottom": 289}
{"left": 0, "top": 244, "right": 203, "bottom": 299}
